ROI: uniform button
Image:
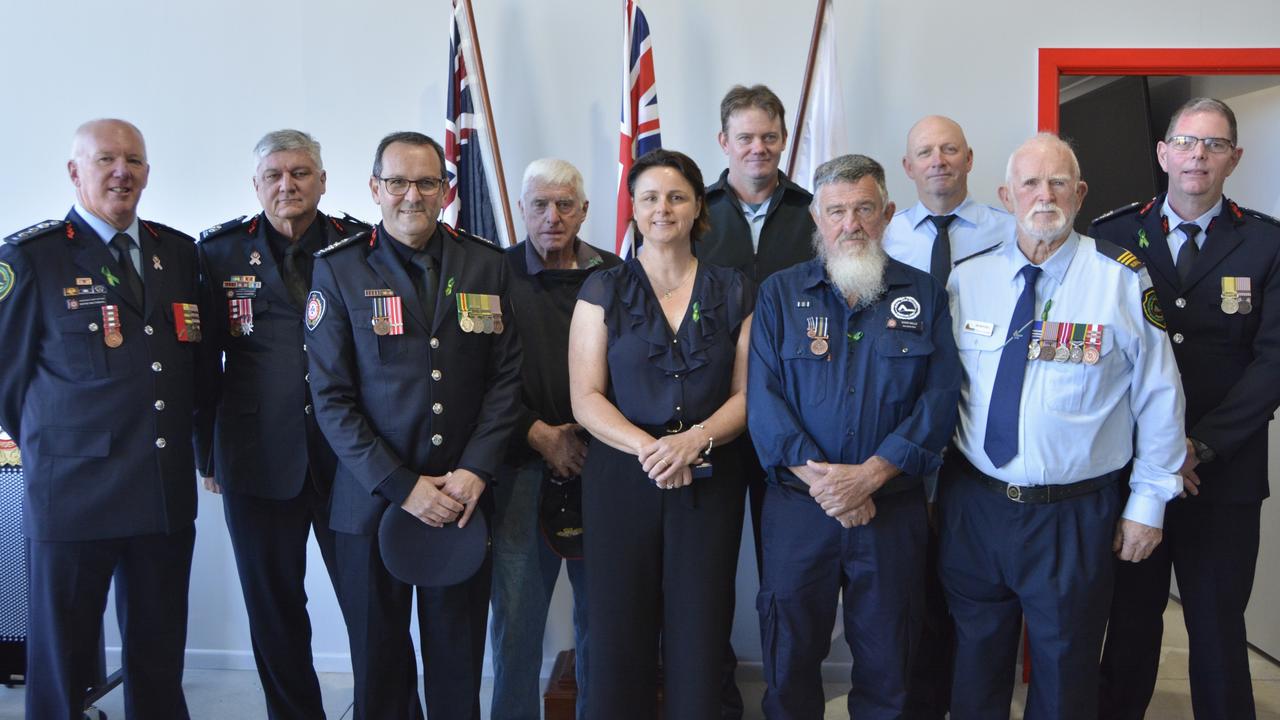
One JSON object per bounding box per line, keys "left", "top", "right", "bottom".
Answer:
{"left": 675, "top": 405, "right": 682, "bottom": 412}
{"left": 848, "top": 386, "right": 855, "bottom": 394}
{"left": 674, "top": 374, "right": 680, "bottom": 379}
{"left": 304, "top": 404, "right": 313, "bottom": 415}
{"left": 302, "top": 343, "right": 308, "bottom": 352}
{"left": 144, "top": 325, "right": 154, "bottom": 335}
{"left": 901, "top": 347, "right": 909, "bottom": 353}
{"left": 672, "top": 338, "right": 678, "bottom": 345}
{"left": 88, "top": 322, "right": 100, "bottom": 331}
{"left": 304, "top": 372, "right": 310, "bottom": 383}
{"left": 1172, "top": 333, "right": 1185, "bottom": 344}
{"left": 430, "top": 337, "right": 440, "bottom": 349}
{"left": 432, "top": 402, "right": 443, "bottom": 414}
{"left": 154, "top": 400, "right": 165, "bottom": 411}
{"left": 155, "top": 438, "right": 167, "bottom": 449}
{"left": 1175, "top": 298, "right": 1187, "bottom": 309}
{"left": 431, "top": 370, "right": 442, "bottom": 381}
{"left": 151, "top": 362, "right": 163, "bottom": 372}
{"left": 431, "top": 434, "right": 443, "bottom": 446}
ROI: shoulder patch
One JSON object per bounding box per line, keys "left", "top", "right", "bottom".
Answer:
{"left": 315, "top": 230, "right": 370, "bottom": 258}
{"left": 1241, "top": 206, "right": 1280, "bottom": 229}
{"left": 1094, "top": 238, "right": 1144, "bottom": 271}
{"left": 1091, "top": 199, "right": 1145, "bottom": 226}
{"left": 0, "top": 261, "right": 14, "bottom": 303}
{"left": 5, "top": 219, "right": 63, "bottom": 245}
{"left": 451, "top": 224, "right": 504, "bottom": 253}
{"left": 199, "top": 215, "right": 249, "bottom": 241}
{"left": 305, "top": 290, "right": 326, "bottom": 330}
{"left": 953, "top": 243, "right": 1001, "bottom": 267}
{"left": 327, "top": 212, "right": 372, "bottom": 237}
{"left": 1142, "top": 287, "right": 1166, "bottom": 330}
{"left": 141, "top": 220, "right": 195, "bottom": 243}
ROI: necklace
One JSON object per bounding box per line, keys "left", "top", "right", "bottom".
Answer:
{"left": 653, "top": 261, "right": 697, "bottom": 300}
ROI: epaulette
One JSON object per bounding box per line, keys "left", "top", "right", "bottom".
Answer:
{"left": 1239, "top": 204, "right": 1280, "bottom": 229}
{"left": 446, "top": 223, "right": 504, "bottom": 253}
{"left": 1091, "top": 199, "right": 1146, "bottom": 226}
{"left": 315, "top": 230, "right": 370, "bottom": 258}
{"left": 141, "top": 220, "right": 196, "bottom": 243}
{"left": 1094, "top": 237, "right": 1144, "bottom": 272}
{"left": 5, "top": 219, "right": 64, "bottom": 245}
{"left": 199, "top": 215, "right": 250, "bottom": 242}
{"left": 953, "top": 243, "right": 1001, "bottom": 267}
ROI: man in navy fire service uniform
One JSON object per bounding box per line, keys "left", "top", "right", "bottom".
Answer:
{"left": 305, "top": 131, "right": 521, "bottom": 719}
{"left": 0, "top": 118, "right": 206, "bottom": 719}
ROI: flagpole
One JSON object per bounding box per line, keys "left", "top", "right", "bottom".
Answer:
{"left": 460, "top": 0, "right": 517, "bottom": 246}
{"left": 787, "top": 0, "right": 828, "bottom": 178}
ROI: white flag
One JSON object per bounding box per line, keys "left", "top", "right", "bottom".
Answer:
{"left": 789, "top": 0, "right": 848, "bottom": 192}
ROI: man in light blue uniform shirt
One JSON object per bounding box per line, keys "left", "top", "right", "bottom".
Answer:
{"left": 942, "top": 133, "right": 1185, "bottom": 720}
{"left": 883, "top": 116, "right": 1013, "bottom": 285}
{"left": 885, "top": 115, "right": 1014, "bottom": 720}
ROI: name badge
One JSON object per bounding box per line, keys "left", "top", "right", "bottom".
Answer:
{"left": 963, "top": 320, "right": 995, "bottom": 336}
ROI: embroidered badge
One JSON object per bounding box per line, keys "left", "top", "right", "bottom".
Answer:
{"left": 305, "top": 290, "right": 326, "bottom": 331}
{"left": 890, "top": 296, "right": 921, "bottom": 321}
{"left": 1142, "top": 287, "right": 1166, "bottom": 330}
{"left": 0, "top": 261, "right": 13, "bottom": 303}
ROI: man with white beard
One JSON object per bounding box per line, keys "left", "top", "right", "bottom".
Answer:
{"left": 942, "top": 134, "right": 1185, "bottom": 719}
{"left": 747, "top": 154, "right": 961, "bottom": 719}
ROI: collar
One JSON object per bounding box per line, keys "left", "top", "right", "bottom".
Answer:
{"left": 999, "top": 231, "right": 1080, "bottom": 286}
{"left": 75, "top": 202, "right": 139, "bottom": 247}
{"left": 523, "top": 236, "right": 601, "bottom": 274}
{"left": 381, "top": 223, "right": 443, "bottom": 266}
{"left": 707, "top": 168, "right": 807, "bottom": 203}
{"left": 1160, "top": 195, "right": 1223, "bottom": 235}
{"left": 906, "top": 195, "right": 979, "bottom": 231}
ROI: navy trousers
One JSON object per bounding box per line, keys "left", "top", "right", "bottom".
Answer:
{"left": 757, "top": 484, "right": 927, "bottom": 720}
{"left": 222, "top": 479, "right": 339, "bottom": 720}
{"left": 939, "top": 463, "right": 1122, "bottom": 720}
{"left": 1099, "top": 497, "right": 1261, "bottom": 720}
{"left": 26, "top": 526, "right": 195, "bottom": 720}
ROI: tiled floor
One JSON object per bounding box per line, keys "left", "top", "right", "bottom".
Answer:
{"left": 2, "top": 603, "right": 1277, "bottom": 719}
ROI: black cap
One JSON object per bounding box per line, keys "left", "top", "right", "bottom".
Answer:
{"left": 378, "top": 504, "right": 488, "bottom": 587}
{"left": 539, "top": 474, "right": 584, "bottom": 560}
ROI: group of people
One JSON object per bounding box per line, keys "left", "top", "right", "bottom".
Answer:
{"left": 0, "top": 84, "right": 1273, "bottom": 720}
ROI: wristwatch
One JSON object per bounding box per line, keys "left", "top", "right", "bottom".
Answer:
{"left": 1189, "top": 438, "right": 1216, "bottom": 463}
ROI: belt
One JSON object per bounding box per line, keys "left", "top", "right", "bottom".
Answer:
{"left": 950, "top": 452, "right": 1118, "bottom": 504}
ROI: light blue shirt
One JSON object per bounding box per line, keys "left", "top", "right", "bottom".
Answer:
{"left": 947, "top": 232, "right": 1185, "bottom": 528}
{"left": 883, "top": 196, "right": 1014, "bottom": 274}
{"left": 75, "top": 202, "right": 142, "bottom": 276}
{"left": 1162, "top": 196, "right": 1221, "bottom": 258}
{"left": 739, "top": 196, "right": 772, "bottom": 253}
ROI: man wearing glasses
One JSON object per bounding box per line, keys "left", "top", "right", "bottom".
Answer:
{"left": 1093, "top": 97, "right": 1280, "bottom": 720}
{"left": 306, "top": 131, "right": 521, "bottom": 719}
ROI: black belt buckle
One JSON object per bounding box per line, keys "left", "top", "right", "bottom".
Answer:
{"left": 1006, "top": 484, "right": 1024, "bottom": 503}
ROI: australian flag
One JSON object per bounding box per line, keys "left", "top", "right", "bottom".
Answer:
{"left": 615, "top": 0, "right": 662, "bottom": 259}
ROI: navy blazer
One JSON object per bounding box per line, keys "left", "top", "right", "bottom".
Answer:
{"left": 0, "top": 210, "right": 205, "bottom": 541}
{"left": 196, "top": 211, "right": 370, "bottom": 500}
{"left": 306, "top": 223, "right": 522, "bottom": 535}
{"left": 1091, "top": 195, "right": 1280, "bottom": 503}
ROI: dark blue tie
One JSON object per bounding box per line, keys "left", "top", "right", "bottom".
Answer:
{"left": 984, "top": 264, "right": 1042, "bottom": 467}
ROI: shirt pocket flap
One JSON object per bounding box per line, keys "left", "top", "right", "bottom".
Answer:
{"left": 955, "top": 330, "right": 1006, "bottom": 353}
{"left": 875, "top": 333, "right": 935, "bottom": 357}
{"left": 56, "top": 312, "right": 100, "bottom": 335}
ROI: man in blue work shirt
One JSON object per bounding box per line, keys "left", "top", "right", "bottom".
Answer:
{"left": 748, "top": 154, "right": 961, "bottom": 720}
{"left": 943, "top": 133, "right": 1185, "bottom": 720}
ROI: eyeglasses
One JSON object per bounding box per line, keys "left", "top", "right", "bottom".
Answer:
{"left": 1165, "top": 135, "right": 1235, "bottom": 154}
{"left": 379, "top": 176, "right": 446, "bottom": 197}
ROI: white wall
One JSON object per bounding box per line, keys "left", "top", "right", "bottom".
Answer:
{"left": 5, "top": 0, "right": 1280, "bottom": 680}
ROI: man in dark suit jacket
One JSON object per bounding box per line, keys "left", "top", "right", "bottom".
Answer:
{"left": 306, "top": 131, "right": 521, "bottom": 720}
{"left": 1092, "top": 97, "right": 1280, "bottom": 720}
{"left": 0, "top": 119, "right": 204, "bottom": 719}
{"left": 196, "top": 129, "right": 370, "bottom": 720}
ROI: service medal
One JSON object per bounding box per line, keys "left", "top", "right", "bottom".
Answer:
{"left": 1083, "top": 346, "right": 1100, "bottom": 365}
{"left": 1027, "top": 342, "right": 1041, "bottom": 361}
{"left": 492, "top": 316, "right": 504, "bottom": 334}
{"left": 102, "top": 305, "right": 123, "bottom": 348}
{"left": 1237, "top": 277, "right": 1253, "bottom": 315}
{"left": 810, "top": 337, "right": 829, "bottom": 355}
{"left": 1221, "top": 276, "right": 1240, "bottom": 314}
{"left": 482, "top": 315, "right": 494, "bottom": 334}
{"left": 1069, "top": 323, "right": 1086, "bottom": 363}
{"left": 460, "top": 315, "right": 475, "bottom": 332}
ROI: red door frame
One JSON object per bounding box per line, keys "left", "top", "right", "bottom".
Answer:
{"left": 1037, "top": 48, "right": 1280, "bottom": 132}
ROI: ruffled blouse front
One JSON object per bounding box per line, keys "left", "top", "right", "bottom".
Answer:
{"left": 577, "top": 258, "right": 755, "bottom": 427}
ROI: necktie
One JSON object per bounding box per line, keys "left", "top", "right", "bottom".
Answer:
{"left": 984, "top": 264, "right": 1042, "bottom": 468}
{"left": 282, "top": 242, "right": 310, "bottom": 309}
{"left": 410, "top": 251, "right": 439, "bottom": 326}
{"left": 928, "top": 214, "right": 958, "bottom": 286}
{"left": 110, "top": 233, "right": 144, "bottom": 306}
{"left": 1175, "top": 222, "right": 1201, "bottom": 284}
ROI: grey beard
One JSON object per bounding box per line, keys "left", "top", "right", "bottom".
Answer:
{"left": 813, "top": 230, "right": 888, "bottom": 309}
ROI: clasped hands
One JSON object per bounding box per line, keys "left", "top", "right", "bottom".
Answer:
{"left": 636, "top": 429, "right": 708, "bottom": 490}
{"left": 401, "top": 468, "right": 485, "bottom": 528}
{"left": 791, "top": 456, "right": 897, "bottom": 529}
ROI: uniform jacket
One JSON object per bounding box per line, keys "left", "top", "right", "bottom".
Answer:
{"left": 195, "top": 211, "right": 370, "bottom": 500}
{"left": 0, "top": 209, "right": 205, "bottom": 541}
{"left": 306, "top": 223, "right": 522, "bottom": 535}
{"left": 1091, "top": 194, "right": 1280, "bottom": 503}
{"left": 699, "top": 169, "right": 816, "bottom": 284}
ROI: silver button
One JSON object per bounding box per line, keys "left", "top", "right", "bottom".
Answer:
{"left": 431, "top": 369, "right": 442, "bottom": 381}
{"left": 302, "top": 343, "right": 308, "bottom": 352}
{"left": 675, "top": 405, "right": 682, "bottom": 412}
{"left": 431, "top": 434, "right": 443, "bottom": 446}
{"left": 672, "top": 338, "right": 678, "bottom": 345}
{"left": 1175, "top": 298, "right": 1187, "bottom": 309}
{"left": 430, "top": 337, "right": 440, "bottom": 349}
{"left": 304, "top": 372, "right": 310, "bottom": 383}
{"left": 304, "top": 404, "right": 313, "bottom": 415}
{"left": 151, "top": 362, "right": 163, "bottom": 372}
{"left": 1172, "top": 332, "right": 1185, "bottom": 344}
{"left": 144, "top": 325, "right": 154, "bottom": 335}
{"left": 88, "top": 322, "right": 100, "bottom": 332}
{"left": 901, "top": 347, "right": 909, "bottom": 354}
{"left": 432, "top": 403, "right": 443, "bottom": 414}
{"left": 155, "top": 438, "right": 167, "bottom": 449}
{"left": 154, "top": 400, "right": 165, "bottom": 411}
{"left": 674, "top": 374, "right": 680, "bottom": 379}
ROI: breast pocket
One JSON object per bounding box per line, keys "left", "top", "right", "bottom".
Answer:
{"left": 1037, "top": 331, "right": 1116, "bottom": 415}
{"left": 55, "top": 313, "right": 110, "bottom": 380}
{"left": 875, "top": 332, "right": 934, "bottom": 403}
{"left": 228, "top": 298, "right": 275, "bottom": 342}
{"left": 352, "top": 309, "right": 407, "bottom": 363}
{"left": 781, "top": 332, "right": 830, "bottom": 405}
{"left": 954, "top": 330, "right": 1006, "bottom": 406}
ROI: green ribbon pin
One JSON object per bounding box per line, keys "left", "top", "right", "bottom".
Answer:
{"left": 586, "top": 256, "right": 604, "bottom": 268}
{"left": 445, "top": 277, "right": 455, "bottom": 296}
{"left": 848, "top": 331, "right": 864, "bottom": 342}
{"left": 100, "top": 265, "right": 120, "bottom": 287}
{"left": 692, "top": 301, "right": 701, "bottom": 322}
{"left": 1138, "top": 229, "right": 1149, "bottom": 249}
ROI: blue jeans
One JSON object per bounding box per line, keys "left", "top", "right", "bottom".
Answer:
{"left": 490, "top": 460, "right": 588, "bottom": 720}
